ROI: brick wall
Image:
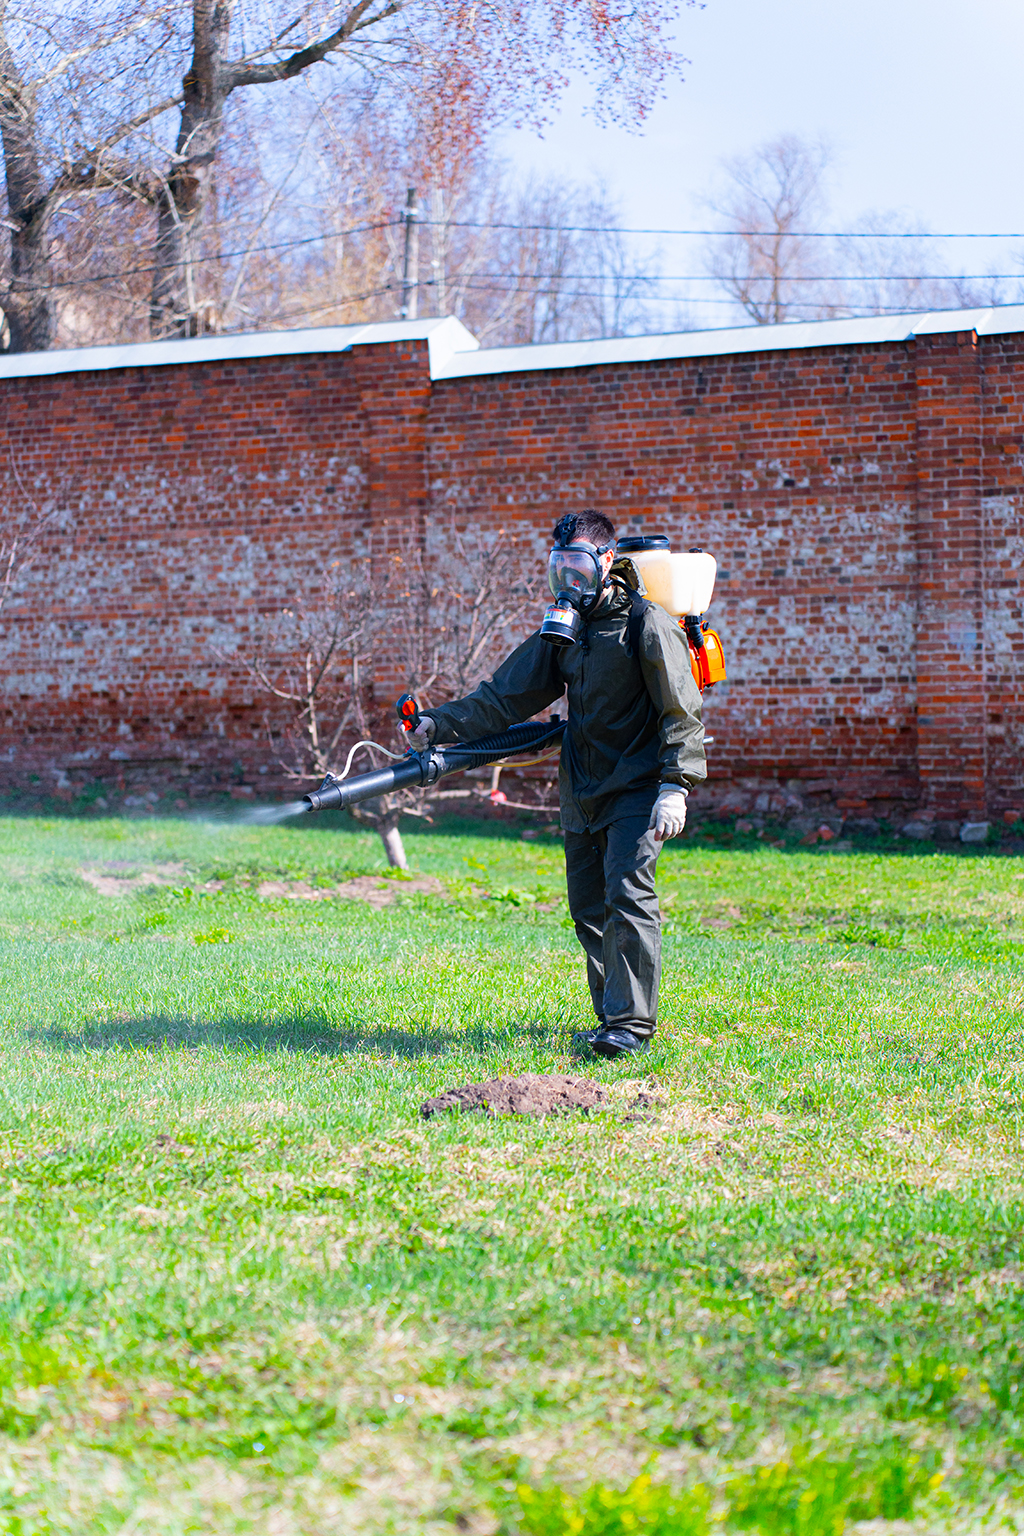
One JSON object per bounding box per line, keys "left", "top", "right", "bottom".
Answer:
{"left": 0, "top": 339, "right": 431, "bottom": 802}
{"left": 0, "top": 322, "right": 1020, "bottom": 830}
{"left": 982, "top": 334, "right": 1024, "bottom": 824}
{"left": 429, "top": 340, "right": 924, "bottom": 831}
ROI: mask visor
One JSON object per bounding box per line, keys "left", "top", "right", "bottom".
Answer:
{"left": 547, "top": 545, "right": 602, "bottom": 604}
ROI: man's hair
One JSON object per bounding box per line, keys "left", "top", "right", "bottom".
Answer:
{"left": 552, "top": 509, "right": 616, "bottom": 549}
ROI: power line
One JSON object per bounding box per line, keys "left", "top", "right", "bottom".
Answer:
{"left": 441, "top": 282, "right": 981, "bottom": 315}
{"left": 336, "top": 270, "right": 1023, "bottom": 284}
{"left": 217, "top": 281, "right": 1009, "bottom": 334}
{"left": 8, "top": 218, "right": 398, "bottom": 295}
{"left": 12, "top": 215, "right": 1024, "bottom": 300}
{"left": 425, "top": 221, "right": 1024, "bottom": 240}
{"left": 267, "top": 277, "right": 1019, "bottom": 308}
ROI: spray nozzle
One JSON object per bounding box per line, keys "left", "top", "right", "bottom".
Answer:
{"left": 302, "top": 772, "right": 343, "bottom": 812}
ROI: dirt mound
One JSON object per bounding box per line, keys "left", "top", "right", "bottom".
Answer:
{"left": 420, "top": 1072, "right": 608, "bottom": 1119}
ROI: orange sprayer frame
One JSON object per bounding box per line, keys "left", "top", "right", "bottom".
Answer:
{"left": 683, "top": 620, "right": 727, "bottom": 693}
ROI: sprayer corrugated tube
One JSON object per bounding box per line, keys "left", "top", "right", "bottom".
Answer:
{"left": 301, "top": 720, "right": 565, "bottom": 813}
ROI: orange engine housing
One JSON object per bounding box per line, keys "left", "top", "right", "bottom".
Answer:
{"left": 684, "top": 623, "right": 727, "bottom": 692}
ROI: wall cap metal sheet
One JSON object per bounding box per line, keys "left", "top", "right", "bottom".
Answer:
{"left": 0, "top": 303, "right": 1022, "bottom": 384}
{"left": 0, "top": 315, "right": 479, "bottom": 383}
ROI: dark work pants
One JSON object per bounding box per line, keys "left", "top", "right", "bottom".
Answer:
{"left": 564, "top": 814, "right": 661, "bottom": 1039}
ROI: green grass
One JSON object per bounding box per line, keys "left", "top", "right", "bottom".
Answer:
{"left": 1, "top": 812, "right": 1024, "bottom": 1532}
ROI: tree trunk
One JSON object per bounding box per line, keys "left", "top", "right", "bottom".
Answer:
{"left": 4, "top": 210, "right": 52, "bottom": 351}
{"left": 150, "top": 1, "right": 230, "bottom": 338}
{"left": 380, "top": 822, "right": 408, "bottom": 870}
{"left": 0, "top": 5, "right": 54, "bottom": 351}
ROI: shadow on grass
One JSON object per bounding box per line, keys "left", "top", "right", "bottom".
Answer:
{"left": 24, "top": 1014, "right": 555, "bottom": 1058}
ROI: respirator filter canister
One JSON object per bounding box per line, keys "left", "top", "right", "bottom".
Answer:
{"left": 539, "top": 592, "right": 583, "bottom": 647}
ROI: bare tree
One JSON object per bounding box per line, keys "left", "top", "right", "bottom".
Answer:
{"left": 0, "top": 1, "right": 173, "bottom": 350}
{"left": 234, "top": 524, "right": 554, "bottom": 867}
{"left": 702, "top": 134, "right": 833, "bottom": 324}
{"left": 824, "top": 212, "right": 1023, "bottom": 317}
{"left": 391, "top": 520, "right": 547, "bottom": 699}
{"left": 946, "top": 267, "right": 1022, "bottom": 310}
{"left": 827, "top": 213, "right": 946, "bottom": 317}
{"left": 235, "top": 554, "right": 422, "bottom": 867}
{"left": 0, "top": 0, "right": 687, "bottom": 350}
{"left": 702, "top": 133, "right": 1024, "bottom": 325}
{"left": 242, "top": 559, "right": 380, "bottom": 785}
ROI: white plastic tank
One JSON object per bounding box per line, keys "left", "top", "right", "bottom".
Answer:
{"left": 616, "top": 535, "right": 717, "bottom": 617}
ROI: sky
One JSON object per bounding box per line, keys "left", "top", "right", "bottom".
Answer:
{"left": 498, "top": 0, "right": 1024, "bottom": 331}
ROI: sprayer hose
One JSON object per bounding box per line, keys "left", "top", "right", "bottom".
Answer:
{"left": 440, "top": 721, "right": 565, "bottom": 761}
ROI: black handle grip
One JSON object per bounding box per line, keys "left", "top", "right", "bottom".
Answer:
{"left": 397, "top": 693, "right": 421, "bottom": 733}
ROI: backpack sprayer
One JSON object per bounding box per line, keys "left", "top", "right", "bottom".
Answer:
{"left": 300, "top": 698, "right": 565, "bottom": 815}
{"left": 615, "top": 536, "right": 727, "bottom": 692}
{"left": 539, "top": 533, "right": 726, "bottom": 691}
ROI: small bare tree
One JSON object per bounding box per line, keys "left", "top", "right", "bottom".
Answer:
{"left": 0, "top": 464, "right": 71, "bottom": 616}
{"left": 235, "top": 524, "right": 556, "bottom": 868}
{"left": 232, "top": 555, "right": 416, "bottom": 867}
{"left": 703, "top": 134, "right": 833, "bottom": 324}
{"left": 243, "top": 558, "right": 380, "bottom": 779}
{"left": 392, "top": 521, "right": 545, "bottom": 701}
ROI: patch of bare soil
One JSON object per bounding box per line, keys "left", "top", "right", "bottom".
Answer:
{"left": 621, "top": 1091, "right": 664, "bottom": 1123}
{"left": 256, "top": 876, "right": 445, "bottom": 908}
{"left": 153, "top": 1134, "right": 192, "bottom": 1154}
{"left": 79, "top": 862, "right": 186, "bottom": 897}
{"left": 421, "top": 1073, "right": 608, "bottom": 1119}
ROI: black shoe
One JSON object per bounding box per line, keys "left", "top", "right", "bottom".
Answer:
{"left": 571, "top": 1029, "right": 602, "bottom": 1058}
{"left": 591, "top": 1026, "right": 650, "bottom": 1060}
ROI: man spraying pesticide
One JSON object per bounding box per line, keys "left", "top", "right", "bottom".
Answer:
{"left": 393, "top": 509, "right": 722, "bottom": 1061}
{"left": 298, "top": 511, "right": 722, "bottom": 1058}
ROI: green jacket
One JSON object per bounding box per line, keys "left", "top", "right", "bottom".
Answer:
{"left": 428, "top": 560, "right": 707, "bottom": 833}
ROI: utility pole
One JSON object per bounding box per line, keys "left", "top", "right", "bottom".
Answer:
{"left": 399, "top": 187, "right": 419, "bottom": 320}
{"left": 431, "top": 186, "right": 447, "bottom": 317}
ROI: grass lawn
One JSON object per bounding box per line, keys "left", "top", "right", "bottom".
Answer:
{"left": 1, "top": 811, "right": 1024, "bottom": 1533}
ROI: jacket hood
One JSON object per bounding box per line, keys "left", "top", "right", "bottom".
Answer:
{"left": 592, "top": 555, "right": 646, "bottom": 615}
{"left": 610, "top": 554, "right": 646, "bottom": 594}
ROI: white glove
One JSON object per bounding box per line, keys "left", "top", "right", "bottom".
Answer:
{"left": 648, "top": 784, "right": 688, "bottom": 842}
{"left": 408, "top": 715, "right": 436, "bottom": 752}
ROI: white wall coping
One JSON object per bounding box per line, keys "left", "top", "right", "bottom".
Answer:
{"left": 434, "top": 304, "right": 1024, "bottom": 379}
{"left": 0, "top": 315, "right": 478, "bottom": 383}
{"left": 0, "top": 303, "right": 1020, "bottom": 385}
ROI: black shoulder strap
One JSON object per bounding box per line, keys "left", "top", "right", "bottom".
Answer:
{"left": 625, "top": 585, "right": 649, "bottom": 660}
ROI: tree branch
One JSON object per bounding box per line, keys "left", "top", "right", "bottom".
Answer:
{"left": 32, "top": 9, "right": 179, "bottom": 90}
{"left": 84, "top": 93, "right": 184, "bottom": 160}
{"left": 50, "top": 154, "right": 162, "bottom": 208}
{"left": 228, "top": 0, "right": 406, "bottom": 90}
{"left": 13, "top": 93, "right": 184, "bottom": 226}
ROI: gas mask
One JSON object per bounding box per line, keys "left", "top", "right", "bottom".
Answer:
{"left": 539, "top": 536, "right": 613, "bottom": 647}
